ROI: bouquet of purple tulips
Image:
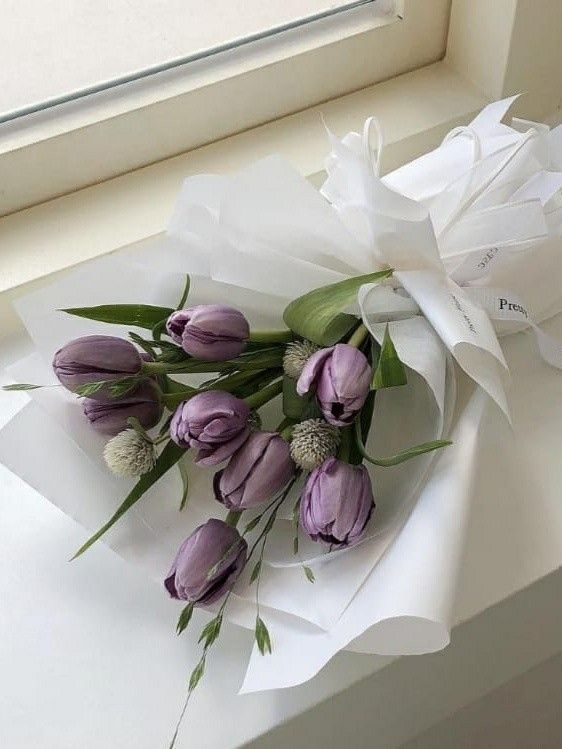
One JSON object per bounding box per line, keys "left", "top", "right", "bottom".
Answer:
{"left": 7, "top": 96, "right": 562, "bottom": 745}
{"left": 6, "top": 269, "right": 449, "bottom": 736}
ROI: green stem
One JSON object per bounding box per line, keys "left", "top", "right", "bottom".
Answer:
{"left": 353, "top": 418, "right": 452, "bottom": 466}
{"left": 153, "top": 434, "right": 170, "bottom": 446}
{"left": 338, "top": 426, "right": 353, "bottom": 463}
{"left": 280, "top": 424, "right": 295, "bottom": 442}
{"left": 249, "top": 330, "right": 293, "bottom": 344}
{"left": 246, "top": 476, "right": 300, "bottom": 559}
{"left": 160, "top": 369, "right": 285, "bottom": 410}
{"left": 244, "top": 379, "right": 283, "bottom": 410}
{"left": 225, "top": 510, "right": 242, "bottom": 528}
{"left": 143, "top": 351, "right": 283, "bottom": 376}
{"left": 347, "top": 323, "right": 369, "bottom": 349}
{"left": 276, "top": 417, "right": 296, "bottom": 441}
{"left": 207, "top": 368, "right": 282, "bottom": 398}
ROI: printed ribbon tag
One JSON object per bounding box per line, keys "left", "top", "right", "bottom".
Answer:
{"left": 466, "top": 287, "right": 562, "bottom": 370}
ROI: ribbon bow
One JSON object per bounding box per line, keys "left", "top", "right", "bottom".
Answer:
{"left": 322, "top": 96, "right": 562, "bottom": 422}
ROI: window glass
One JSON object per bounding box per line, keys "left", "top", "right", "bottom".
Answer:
{"left": 0, "top": 0, "right": 394, "bottom": 122}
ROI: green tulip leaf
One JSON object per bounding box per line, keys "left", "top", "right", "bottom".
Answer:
{"left": 71, "top": 440, "right": 185, "bottom": 559}
{"left": 62, "top": 304, "right": 174, "bottom": 330}
{"left": 283, "top": 269, "right": 393, "bottom": 346}
{"left": 282, "top": 376, "right": 320, "bottom": 420}
{"left": 372, "top": 324, "right": 407, "bottom": 389}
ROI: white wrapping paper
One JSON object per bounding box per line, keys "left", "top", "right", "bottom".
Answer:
{"left": 2, "top": 97, "right": 562, "bottom": 693}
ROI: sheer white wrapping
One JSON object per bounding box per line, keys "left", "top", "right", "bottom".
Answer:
{"left": 1, "top": 98, "right": 562, "bottom": 693}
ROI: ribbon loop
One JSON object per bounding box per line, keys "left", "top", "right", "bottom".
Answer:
{"left": 362, "top": 116, "right": 384, "bottom": 177}
{"left": 441, "top": 125, "right": 483, "bottom": 167}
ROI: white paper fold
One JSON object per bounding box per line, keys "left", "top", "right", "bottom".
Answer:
{"left": 240, "top": 388, "right": 487, "bottom": 692}
{"left": 2, "top": 96, "right": 562, "bottom": 697}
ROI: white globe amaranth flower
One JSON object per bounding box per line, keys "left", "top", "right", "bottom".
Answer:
{"left": 283, "top": 340, "right": 320, "bottom": 379}
{"left": 290, "top": 419, "right": 341, "bottom": 471}
{"left": 103, "top": 429, "right": 156, "bottom": 478}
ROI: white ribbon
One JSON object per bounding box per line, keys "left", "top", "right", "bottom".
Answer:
{"left": 323, "top": 96, "right": 562, "bottom": 421}
{"left": 466, "top": 286, "right": 562, "bottom": 369}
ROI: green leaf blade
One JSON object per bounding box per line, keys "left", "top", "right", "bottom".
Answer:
{"left": 372, "top": 325, "right": 407, "bottom": 389}
{"left": 189, "top": 658, "right": 206, "bottom": 692}
{"left": 303, "top": 565, "right": 315, "bottom": 583}
{"left": 354, "top": 417, "right": 452, "bottom": 467}
{"left": 198, "top": 615, "right": 223, "bottom": 648}
{"left": 74, "top": 381, "right": 107, "bottom": 397}
{"left": 283, "top": 269, "right": 393, "bottom": 346}
{"left": 249, "top": 561, "right": 261, "bottom": 584}
{"left": 368, "top": 440, "right": 453, "bottom": 467}
{"left": 71, "top": 441, "right": 185, "bottom": 559}
{"left": 282, "top": 376, "right": 321, "bottom": 420}
{"left": 178, "top": 458, "right": 189, "bottom": 511}
{"left": 2, "top": 383, "right": 44, "bottom": 391}
{"left": 244, "top": 515, "right": 262, "bottom": 534}
{"left": 176, "top": 603, "right": 195, "bottom": 635}
{"left": 62, "top": 304, "right": 174, "bottom": 330}
{"left": 255, "top": 616, "right": 272, "bottom": 655}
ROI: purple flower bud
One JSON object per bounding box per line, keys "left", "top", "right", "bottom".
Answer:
{"left": 83, "top": 381, "right": 163, "bottom": 436}
{"left": 166, "top": 305, "right": 249, "bottom": 361}
{"left": 53, "top": 335, "right": 143, "bottom": 399}
{"left": 170, "top": 390, "right": 250, "bottom": 465}
{"left": 214, "top": 431, "right": 295, "bottom": 510}
{"left": 297, "top": 343, "right": 371, "bottom": 427}
{"left": 164, "top": 519, "right": 247, "bottom": 604}
{"left": 300, "top": 458, "right": 374, "bottom": 547}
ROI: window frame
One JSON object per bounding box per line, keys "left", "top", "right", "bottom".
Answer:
{"left": 0, "top": 0, "right": 452, "bottom": 215}
{"left": 1, "top": 0, "right": 561, "bottom": 305}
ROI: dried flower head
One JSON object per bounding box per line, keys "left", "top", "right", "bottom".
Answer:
{"left": 283, "top": 340, "right": 320, "bottom": 379}
{"left": 103, "top": 429, "right": 156, "bottom": 478}
{"left": 290, "top": 419, "right": 340, "bottom": 471}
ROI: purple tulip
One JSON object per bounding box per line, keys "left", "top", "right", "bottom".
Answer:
{"left": 300, "top": 458, "right": 374, "bottom": 547}
{"left": 297, "top": 343, "right": 371, "bottom": 427}
{"left": 165, "top": 519, "right": 247, "bottom": 604}
{"left": 170, "top": 390, "right": 250, "bottom": 465}
{"left": 53, "top": 335, "right": 143, "bottom": 399}
{"left": 214, "top": 431, "right": 295, "bottom": 510}
{"left": 166, "top": 305, "right": 249, "bottom": 361}
{"left": 83, "top": 381, "right": 163, "bottom": 435}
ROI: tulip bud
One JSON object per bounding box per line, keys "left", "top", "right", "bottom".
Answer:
{"left": 164, "top": 519, "right": 247, "bottom": 604}
{"left": 297, "top": 343, "right": 371, "bottom": 427}
{"left": 170, "top": 390, "right": 250, "bottom": 465}
{"left": 213, "top": 431, "right": 295, "bottom": 510}
{"left": 300, "top": 457, "right": 374, "bottom": 547}
{"left": 83, "top": 381, "right": 163, "bottom": 435}
{"left": 166, "top": 305, "right": 249, "bottom": 361}
{"left": 53, "top": 335, "right": 143, "bottom": 399}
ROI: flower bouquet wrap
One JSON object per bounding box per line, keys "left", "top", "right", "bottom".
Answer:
{"left": 3, "top": 96, "right": 562, "bottom": 743}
